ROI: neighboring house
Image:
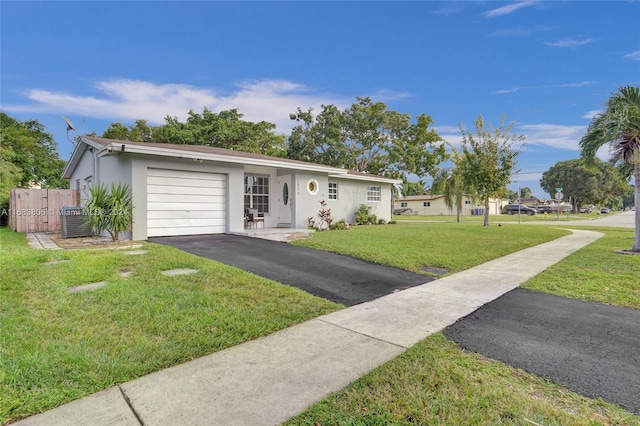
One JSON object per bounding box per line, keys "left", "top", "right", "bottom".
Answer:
{"left": 395, "top": 195, "right": 506, "bottom": 216}
{"left": 62, "top": 136, "right": 400, "bottom": 240}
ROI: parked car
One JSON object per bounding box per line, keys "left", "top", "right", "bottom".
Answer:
{"left": 599, "top": 208, "right": 611, "bottom": 214}
{"left": 502, "top": 204, "right": 537, "bottom": 215}
{"left": 579, "top": 206, "right": 593, "bottom": 213}
{"left": 535, "top": 205, "right": 552, "bottom": 214}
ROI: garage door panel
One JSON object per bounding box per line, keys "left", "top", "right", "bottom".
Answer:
{"left": 147, "top": 192, "right": 225, "bottom": 203}
{"left": 147, "top": 185, "right": 225, "bottom": 197}
{"left": 147, "top": 169, "right": 226, "bottom": 237}
{"left": 148, "top": 210, "right": 225, "bottom": 220}
{"left": 147, "top": 175, "right": 225, "bottom": 188}
{"left": 147, "top": 202, "right": 225, "bottom": 212}
{"left": 147, "top": 225, "right": 225, "bottom": 238}
{"left": 147, "top": 218, "right": 224, "bottom": 229}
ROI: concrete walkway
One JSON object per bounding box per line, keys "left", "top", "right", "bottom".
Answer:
{"left": 25, "top": 232, "right": 61, "bottom": 250}
{"left": 14, "top": 229, "right": 603, "bottom": 426}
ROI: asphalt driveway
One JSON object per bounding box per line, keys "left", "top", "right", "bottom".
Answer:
{"left": 150, "top": 234, "right": 434, "bottom": 306}
{"left": 444, "top": 288, "right": 640, "bottom": 414}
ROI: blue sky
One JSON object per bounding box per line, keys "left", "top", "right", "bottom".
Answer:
{"left": 2, "top": 1, "right": 639, "bottom": 198}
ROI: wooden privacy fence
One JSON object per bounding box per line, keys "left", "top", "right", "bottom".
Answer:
{"left": 8, "top": 189, "right": 80, "bottom": 233}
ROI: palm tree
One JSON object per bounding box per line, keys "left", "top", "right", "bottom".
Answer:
{"left": 431, "top": 150, "right": 475, "bottom": 222}
{"left": 580, "top": 85, "right": 640, "bottom": 252}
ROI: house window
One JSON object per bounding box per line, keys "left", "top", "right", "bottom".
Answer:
{"left": 401, "top": 202, "right": 408, "bottom": 208}
{"left": 307, "top": 179, "right": 319, "bottom": 195}
{"left": 464, "top": 200, "right": 471, "bottom": 205}
{"left": 244, "top": 175, "right": 270, "bottom": 214}
{"left": 328, "top": 182, "right": 338, "bottom": 200}
{"left": 367, "top": 186, "right": 381, "bottom": 202}
{"left": 423, "top": 202, "right": 431, "bottom": 207}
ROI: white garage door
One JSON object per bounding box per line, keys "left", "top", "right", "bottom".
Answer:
{"left": 147, "top": 168, "right": 226, "bottom": 237}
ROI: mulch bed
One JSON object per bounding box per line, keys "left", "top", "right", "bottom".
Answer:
{"left": 45, "top": 232, "right": 139, "bottom": 250}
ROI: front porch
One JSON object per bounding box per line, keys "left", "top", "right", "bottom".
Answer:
{"left": 232, "top": 227, "right": 315, "bottom": 242}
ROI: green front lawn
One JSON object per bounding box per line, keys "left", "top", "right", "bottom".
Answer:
{"left": 287, "top": 223, "right": 639, "bottom": 425}
{"left": 293, "top": 222, "right": 570, "bottom": 275}
{"left": 0, "top": 229, "right": 341, "bottom": 424}
{"left": 524, "top": 226, "right": 640, "bottom": 309}
{"left": 3, "top": 223, "right": 637, "bottom": 425}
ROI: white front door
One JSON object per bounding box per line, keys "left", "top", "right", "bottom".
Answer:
{"left": 276, "top": 175, "right": 292, "bottom": 225}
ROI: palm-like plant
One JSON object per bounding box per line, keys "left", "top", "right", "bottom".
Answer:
{"left": 84, "top": 183, "right": 133, "bottom": 242}
{"left": 580, "top": 85, "right": 640, "bottom": 252}
{"left": 431, "top": 150, "right": 475, "bottom": 222}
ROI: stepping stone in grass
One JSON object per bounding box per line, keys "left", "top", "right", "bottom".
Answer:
{"left": 68, "top": 281, "right": 107, "bottom": 293}
{"left": 122, "top": 250, "right": 148, "bottom": 255}
{"left": 161, "top": 268, "right": 198, "bottom": 277}
{"left": 43, "top": 260, "right": 69, "bottom": 266}
{"left": 119, "top": 271, "right": 133, "bottom": 278}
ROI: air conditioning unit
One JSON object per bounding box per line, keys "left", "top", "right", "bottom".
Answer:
{"left": 60, "top": 207, "right": 93, "bottom": 238}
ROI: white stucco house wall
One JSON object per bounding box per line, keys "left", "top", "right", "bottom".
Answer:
{"left": 62, "top": 136, "right": 400, "bottom": 240}
{"left": 395, "top": 194, "right": 507, "bottom": 216}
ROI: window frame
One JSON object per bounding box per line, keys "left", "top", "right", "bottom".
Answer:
{"left": 328, "top": 181, "right": 338, "bottom": 201}
{"left": 244, "top": 175, "right": 270, "bottom": 214}
{"left": 366, "top": 186, "right": 381, "bottom": 202}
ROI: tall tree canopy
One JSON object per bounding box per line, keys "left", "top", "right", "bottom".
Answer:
{"left": 402, "top": 180, "right": 427, "bottom": 196}
{"left": 101, "top": 109, "right": 286, "bottom": 157}
{"left": 580, "top": 85, "right": 640, "bottom": 252}
{"left": 288, "top": 97, "right": 447, "bottom": 179}
{"left": 459, "top": 115, "right": 524, "bottom": 226}
{"left": 540, "top": 158, "right": 628, "bottom": 211}
{"left": 155, "top": 109, "right": 286, "bottom": 156}
{"left": 0, "top": 112, "right": 67, "bottom": 206}
{"left": 102, "top": 119, "right": 154, "bottom": 142}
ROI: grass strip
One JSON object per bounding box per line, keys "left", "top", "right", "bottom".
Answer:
{"left": 523, "top": 226, "right": 639, "bottom": 309}
{"left": 293, "top": 222, "right": 570, "bottom": 275}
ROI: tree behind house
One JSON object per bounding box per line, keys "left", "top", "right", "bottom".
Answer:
{"left": 288, "top": 97, "right": 447, "bottom": 179}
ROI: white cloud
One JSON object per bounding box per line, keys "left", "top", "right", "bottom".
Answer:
{"left": 544, "top": 38, "right": 595, "bottom": 48}
{"left": 624, "top": 50, "right": 640, "bottom": 61}
{"left": 493, "top": 87, "right": 522, "bottom": 94}
{"left": 582, "top": 109, "right": 602, "bottom": 120}
{"left": 493, "top": 81, "right": 595, "bottom": 94}
{"left": 517, "top": 123, "right": 586, "bottom": 150}
{"left": 558, "top": 81, "right": 596, "bottom": 88}
{"left": 484, "top": 1, "right": 537, "bottom": 18}
{"left": 6, "top": 79, "right": 351, "bottom": 134}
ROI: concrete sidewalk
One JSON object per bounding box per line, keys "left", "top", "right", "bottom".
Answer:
{"left": 14, "top": 229, "right": 603, "bottom": 426}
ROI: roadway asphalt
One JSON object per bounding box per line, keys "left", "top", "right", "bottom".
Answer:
{"left": 444, "top": 288, "right": 640, "bottom": 415}
{"left": 150, "top": 234, "right": 434, "bottom": 306}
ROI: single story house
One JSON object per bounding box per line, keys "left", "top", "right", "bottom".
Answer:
{"left": 62, "top": 136, "right": 400, "bottom": 240}
{"left": 395, "top": 194, "right": 507, "bottom": 216}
